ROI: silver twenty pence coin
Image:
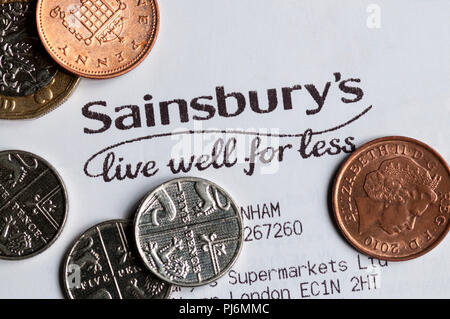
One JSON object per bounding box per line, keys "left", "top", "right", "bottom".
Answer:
{"left": 63, "top": 220, "right": 172, "bottom": 299}
{"left": 134, "top": 177, "right": 243, "bottom": 287}
{"left": 0, "top": 150, "right": 67, "bottom": 259}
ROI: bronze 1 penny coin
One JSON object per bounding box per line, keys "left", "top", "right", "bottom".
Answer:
{"left": 0, "top": 0, "right": 79, "bottom": 120}
{"left": 36, "top": 0, "right": 159, "bottom": 79}
{"left": 332, "top": 136, "right": 449, "bottom": 261}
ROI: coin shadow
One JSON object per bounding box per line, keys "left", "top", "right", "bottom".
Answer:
{"left": 326, "top": 153, "right": 358, "bottom": 251}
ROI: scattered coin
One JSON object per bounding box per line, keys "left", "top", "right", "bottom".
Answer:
{"left": 63, "top": 219, "right": 171, "bottom": 299}
{"left": 36, "top": 0, "right": 160, "bottom": 79}
{"left": 0, "top": 150, "right": 68, "bottom": 259}
{"left": 0, "top": 0, "right": 79, "bottom": 120}
{"left": 134, "top": 177, "right": 243, "bottom": 287}
{"left": 333, "top": 136, "right": 449, "bottom": 261}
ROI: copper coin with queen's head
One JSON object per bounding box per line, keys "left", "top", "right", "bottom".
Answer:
{"left": 333, "top": 136, "right": 449, "bottom": 261}
{"left": 36, "top": 0, "right": 159, "bottom": 79}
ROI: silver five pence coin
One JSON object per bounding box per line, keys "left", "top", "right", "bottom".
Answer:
{"left": 0, "top": 150, "right": 67, "bottom": 259}
{"left": 134, "top": 177, "right": 243, "bottom": 287}
{"left": 63, "top": 219, "right": 172, "bottom": 299}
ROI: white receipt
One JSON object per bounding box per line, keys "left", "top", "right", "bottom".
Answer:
{"left": 0, "top": 0, "right": 448, "bottom": 298}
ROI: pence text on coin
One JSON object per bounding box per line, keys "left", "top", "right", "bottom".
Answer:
{"left": 36, "top": 0, "right": 159, "bottom": 79}
{"left": 333, "top": 136, "right": 449, "bottom": 261}
{"left": 63, "top": 219, "right": 171, "bottom": 299}
{"left": 0, "top": 150, "right": 67, "bottom": 259}
{"left": 134, "top": 177, "right": 243, "bottom": 287}
{"left": 0, "top": 0, "right": 79, "bottom": 120}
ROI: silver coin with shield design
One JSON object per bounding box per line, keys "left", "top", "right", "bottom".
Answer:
{"left": 0, "top": 150, "right": 67, "bottom": 259}
{"left": 134, "top": 177, "right": 243, "bottom": 287}
{"left": 63, "top": 220, "right": 172, "bottom": 299}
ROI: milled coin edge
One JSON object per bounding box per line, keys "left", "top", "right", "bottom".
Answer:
{"left": 0, "top": 71, "right": 80, "bottom": 120}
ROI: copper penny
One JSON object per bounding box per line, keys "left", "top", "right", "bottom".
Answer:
{"left": 36, "top": 0, "right": 159, "bottom": 79}
{"left": 333, "top": 136, "right": 449, "bottom": 261}
{"left": 0, "top": 0, "right": 79, "bottom": 120}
